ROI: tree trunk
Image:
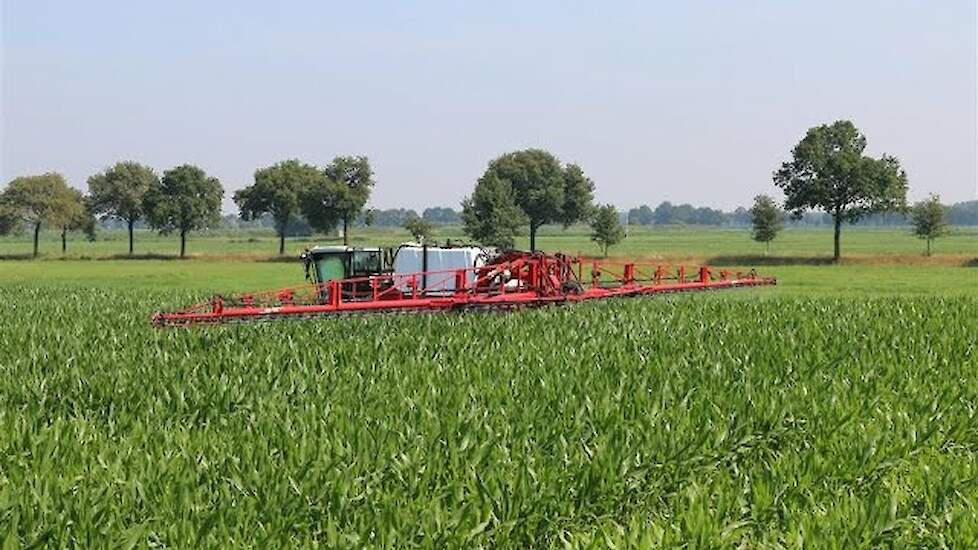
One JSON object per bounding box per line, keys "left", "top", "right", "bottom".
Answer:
{"left": 128, "top": 219, "right": 135, "bottom": 255}
{"left": 342, "top": 217, "right": 349, "bottom": 246}
{"left": 529, "top": 223, "right": 538, "bottom": 252}
{"left": 832, "top": 215, "right": 842, "bottom": 262}
{"left": 926, "top": 238, "right": 931, "bottom": 256}
{"left": 180, "top": 229, "right": 187, "bottom": 258}
{"left": 766, "top": 240, "right": 770, "bottom": 254}
{"left": 33, "top": 222, "right": 41, "bottom": 258}
{"left": 61, "top": 226, "right": 67, "bottom": 253}
{"left": 277, "top": 216, "right": 288, "bottom": 255}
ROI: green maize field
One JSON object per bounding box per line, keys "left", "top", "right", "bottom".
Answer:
{"left": 1, "top": 285, "right": 976, "bottom": 547}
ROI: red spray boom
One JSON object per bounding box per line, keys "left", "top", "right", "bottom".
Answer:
{"left": 152, "top": 252, "right": 775, "bottom": 327}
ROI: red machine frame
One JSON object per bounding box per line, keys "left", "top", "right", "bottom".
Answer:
{"left": 152, "top": 252, "right": 776, "bottom": 326}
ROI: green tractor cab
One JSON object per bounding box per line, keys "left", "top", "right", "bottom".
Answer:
{"left": 301, "top": 246, "right": 389, "bottom": 285}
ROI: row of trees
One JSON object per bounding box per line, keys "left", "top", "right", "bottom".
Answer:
{"left": 0, "top": 174, "right": 96, "bottom": 257}
{"left": 1, "top": 120, "right": 966, "bottom": 260}
{"left": 456, "top": 121, "right": 955, "bottom": 260}
{"left": 748, "top": 192, "right": 952, "bottom": 256}
{"left": 743, "top": 119, "right": 959, "bottom": 257}
{"left": 0, "top": 163, "right": 224, "bottom": 257}
{"left": 0, "top": 156, "right": 375, "bottom": 258}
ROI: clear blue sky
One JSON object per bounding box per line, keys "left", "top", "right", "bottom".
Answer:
{"left": 2, "top": 0, "right": 975, "bottom": 212}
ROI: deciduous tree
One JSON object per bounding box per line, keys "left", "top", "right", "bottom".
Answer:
{"left": 2, "top": 173, "right": 78, "bottom": 257}
{"left": 144, "top": 164, "right": 223, "bottom": 258}
{"left": 774, "top": 120, "right": 908, "bottom": 260}
{"left": 87, "top": 161, "right": 157, "bottom": 254}
{"left": 910, "top": 194, "right": 948, "bottom": 256}
{"left": 324, "top": 156, "right": 374, "bottom": 245}
{"left": 235, "top": 159, "right": 324, "bottom": 254}
{"left": 749, "top": 194, "right": 783, "bottom": 252}
{"left": 467, "top": 149, "right": 594, "bottom": 251}
{"left": 590, "top": 204, "right": 625, "bottom": 257}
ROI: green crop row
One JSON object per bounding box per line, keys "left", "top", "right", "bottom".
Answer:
{"left": 1, "top": 287, "right": 976, "bottom": 547}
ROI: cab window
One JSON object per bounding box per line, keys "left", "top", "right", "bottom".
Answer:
{"left": 315, "top": 254, "right": 348, "bottom": 282}
{"left": 352, "top": 250, "right": 381, "bottom": 275}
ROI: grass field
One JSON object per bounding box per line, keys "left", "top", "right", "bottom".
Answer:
{"left": 3, "top": 225, "right": 978, "bottom": 262}
{"left": 2, "top": 226, "right": 975, "bottom": 299}
{"left": 1, "top": 227, "right": 976, "bottom": 547}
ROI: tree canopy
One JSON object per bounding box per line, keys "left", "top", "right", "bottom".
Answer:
{"left": 774, "top": 120, "right": 908, "bottom": 260}
{"left": 298, "top": 156, "right": 374, "bottom": 244}
{"left": 0, "top": 201, "right": 18, "bottom": 236}
{"left": 88, "top": 161, "right": 158, "bottom": 254}
{"left": 460, "top": 173, "right": 527, "bottom": 249}
{"left": 2, "top": 172, "right": 80, "bottom": 257}
{"left": 560, "top": 164, "right": 595, "bottom": 228}
{"left": 235, "top": 159, "right": 325, "bottom": 254}
{"left": 144, "top": 164, "right": 223, "bottom": 258}
{"left": 464, "top": 149, "right": 594, "bottom": 250}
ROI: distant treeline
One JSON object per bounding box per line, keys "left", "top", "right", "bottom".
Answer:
{"left": 98, "top": 199, "right": 978, "bottom": 233}
{"left": 363, "top": 207, "right": 462, "bottom": 227}
{"left": 626, "top": 200, "right": 978, "bottom": 227}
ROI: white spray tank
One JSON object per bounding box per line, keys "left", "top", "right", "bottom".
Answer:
{"left": 392, "top": 243, "right": 493, "bottom": 293}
